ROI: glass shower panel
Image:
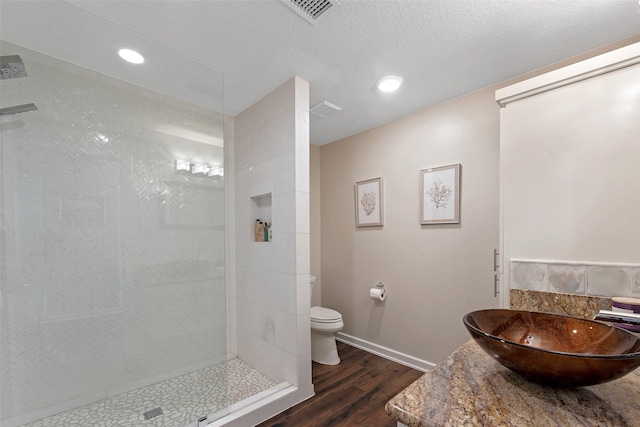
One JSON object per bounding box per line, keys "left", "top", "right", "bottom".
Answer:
{"left": 0, "top": 39, "right": 226, "bottom": 426}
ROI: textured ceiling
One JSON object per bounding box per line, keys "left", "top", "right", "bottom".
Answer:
{"left": 2, "top": 1, "right": 640, "bottom": 145}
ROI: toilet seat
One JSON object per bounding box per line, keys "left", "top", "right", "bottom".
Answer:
{"left": 311, "top": 306, "right": 342, "bottom": 323}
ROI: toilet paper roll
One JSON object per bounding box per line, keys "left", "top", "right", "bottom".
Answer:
{"left": 369, "top": 287, "right": 386, "bottom": 301}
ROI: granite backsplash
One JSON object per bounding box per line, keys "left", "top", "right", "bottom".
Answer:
{"left": 510, "top": 289, "right": 611, "bottom": 319}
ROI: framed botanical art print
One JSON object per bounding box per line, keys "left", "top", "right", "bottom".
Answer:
{"left": 355, "top": 177, "right": 383, "bottom": 227}
{"left": 420, "top": 164, "right": 460, "bottom": 224}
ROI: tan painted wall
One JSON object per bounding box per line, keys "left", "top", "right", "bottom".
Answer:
{"left": 318, "top": 35, "right": 640, "bottom": 365}
{"left": 320, "top": 87, "right": 501, "bottom": 363}
{"left": 310, "top": 144, "right": 322, "bottom": 306}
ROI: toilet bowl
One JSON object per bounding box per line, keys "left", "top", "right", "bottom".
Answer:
{"left": 310, "top": 276, "right": 343, "bottom": 365}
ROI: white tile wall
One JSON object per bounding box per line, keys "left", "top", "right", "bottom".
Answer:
{"left": 254, "top": 339, "right": 297, "bottom": 384}
{"left": 273, "top": 152, "right": 296, "bottom": 195}
{"left": 587, "top": 266, "right": 631, "bottom": 297}
{"left": 511, "top": 259, "right": 639, "bottom": 298}
{"left": 0, "top": 46, "right": 226, "bottom": 425}
{"left": 275, "top": 311, "right": 298, "bottom": 355}
{"left": 511, "top": 262, "right": 548, "bottom": 291}
{"left": 548, "top": 264, "right": 586, "bottom": 294}
{"left": 233, "top": 77, "right": 311, "bottom": 391}
{"left": 236, "top": 329, "right": 256, "bottom": 368}
{"left": 273, "top": 234, "right": 298, "bottom": 274}
{"left": 296, "top": 274, "right": 311, "bottom": 316}
{"left": 273, "top": 192, "right": 297, "bottom": 234}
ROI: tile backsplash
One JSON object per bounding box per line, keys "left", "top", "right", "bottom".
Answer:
{"left": 511, "top": 259, "right": 640, "bottom": 298}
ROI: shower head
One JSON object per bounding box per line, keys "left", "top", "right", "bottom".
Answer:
{"left": 1, "top": 55, "right": 37, "bottom": 115}
{"left": 1, "top": 55, "right": 28, "bottom": 79}
{"left": 0, "top": 103, "right": 38, "bottom": 116}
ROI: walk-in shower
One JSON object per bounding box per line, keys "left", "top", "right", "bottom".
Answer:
{"left": 0, "top": 7, "right": 279, "bottom": 427}
{"left": 0, "top": 39, "right": 239, "bottom": 427}
{"left": 1, "top": 2, "right": 313, "bottom": 425}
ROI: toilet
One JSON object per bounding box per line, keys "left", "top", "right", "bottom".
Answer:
{"left": 310, "top": 275, "right": 344, "bottom": 365}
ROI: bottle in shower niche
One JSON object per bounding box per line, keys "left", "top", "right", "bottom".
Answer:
{"left": 255, "top": 219, "right": 264, "bottom": 242}
{"left": 267, "top": 222, "right": 273, "bottom": 242}
{"left": 263, "top": 222, "right": 269, "bottom": 242}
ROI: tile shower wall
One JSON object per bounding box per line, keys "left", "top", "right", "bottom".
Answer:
{"left": 233, "top": 76, "right": 312, "bottom": 393}
{"left": 511, "top": 260, "right": 640, "bottom": 297}
{"left": 0, "top": 47, "right": 225, "bottom": 425}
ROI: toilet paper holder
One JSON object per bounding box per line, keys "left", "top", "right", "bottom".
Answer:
{"left": 370, "top": 282, "right": 386, "bottom": 302}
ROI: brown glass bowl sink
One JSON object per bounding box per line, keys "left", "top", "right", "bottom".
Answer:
{"left": 463, "top": 309, "right": 640, "bottom": 387}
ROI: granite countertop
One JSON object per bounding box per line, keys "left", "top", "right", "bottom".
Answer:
{"left": 385, "top": 340, "right": 640, "bottom": 427}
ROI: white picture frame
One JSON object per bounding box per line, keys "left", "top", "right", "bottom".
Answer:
{"left": 355, "top": 177, "right": 383, "bottom": 227}
{"left": 420, "top": 164, "right": 460, "bottom": 224}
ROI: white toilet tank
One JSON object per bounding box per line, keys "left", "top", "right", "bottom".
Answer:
{"left": 310, "top": 275, "right": 317, "bottom": 294}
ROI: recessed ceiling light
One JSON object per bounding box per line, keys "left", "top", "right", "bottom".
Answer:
{"left": 377, "top": 75, "right": 403, "bottom": 92}
{"left": 118, "top": 48, "right": 144, "bottom": 64}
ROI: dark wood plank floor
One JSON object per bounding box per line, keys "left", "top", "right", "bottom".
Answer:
{"left": 257, "top": 341, "right": 424, "bottom": 427}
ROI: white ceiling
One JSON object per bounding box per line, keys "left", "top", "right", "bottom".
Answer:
{"left": 2, "top": 1, "right": 640, "bottom": 145}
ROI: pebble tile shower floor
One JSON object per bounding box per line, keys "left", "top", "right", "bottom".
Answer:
{"left": 22, "top": 359, "right": 277, "bottom": 427}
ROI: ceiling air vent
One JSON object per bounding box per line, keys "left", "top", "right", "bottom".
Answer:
{"left": 310, "top": 100, "right": 342, "bottom": 118}
{"left": 281, "top": 0, "right": 339, "bottom": 25}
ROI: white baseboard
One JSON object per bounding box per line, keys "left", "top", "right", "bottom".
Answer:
{"left": 335, "top": 333, "right": 435, "bottom": 373}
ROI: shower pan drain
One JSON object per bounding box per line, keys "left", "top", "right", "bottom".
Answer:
{"left": 143, "top": 407, "right": 163, "bottom": 420}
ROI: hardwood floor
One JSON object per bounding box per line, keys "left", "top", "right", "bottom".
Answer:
{"left": 257, "top": 341, "right": 424, "bottom": 427}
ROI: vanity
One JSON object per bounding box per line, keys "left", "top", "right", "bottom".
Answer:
{"left": 385, "top": 339, "right": 640, "bottom": 427}
{"left": 386, "top": 289, "right": 640, "bottom": 426}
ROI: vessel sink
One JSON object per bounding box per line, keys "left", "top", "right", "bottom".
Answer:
{"left": 463, "top": 309, "right": 640, "bottom": 387}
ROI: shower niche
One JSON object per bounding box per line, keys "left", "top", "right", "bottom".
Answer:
{"left": 251, "top": 193, "right": 272, "bottom": 242}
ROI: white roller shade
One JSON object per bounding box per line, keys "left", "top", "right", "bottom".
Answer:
{"left": 498, "top": 42, "right": 640, "bottom": 305}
